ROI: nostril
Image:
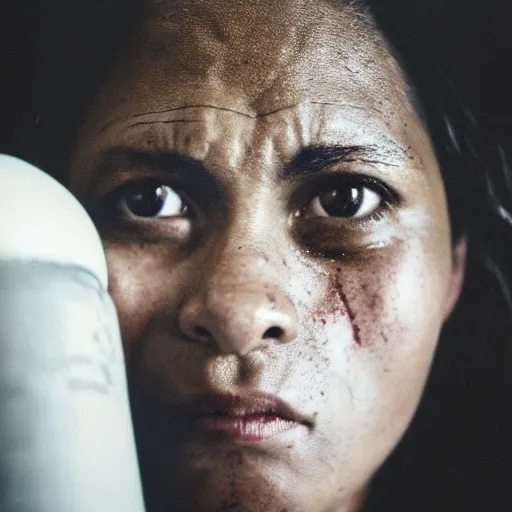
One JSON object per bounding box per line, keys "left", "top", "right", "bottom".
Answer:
{"left": 194, "top": 326, "right": 211, "bottom": 339}
{"left": 263, "top": 326, "right": 285, "bottom": 340}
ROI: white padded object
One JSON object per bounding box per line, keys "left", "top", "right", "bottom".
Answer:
{"left": 0, "top": 154, "right": 107, "bottom": 287}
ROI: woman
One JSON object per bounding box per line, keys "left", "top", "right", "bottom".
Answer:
{"left": 11, "top": 0, "right": 512, "bottom": 510}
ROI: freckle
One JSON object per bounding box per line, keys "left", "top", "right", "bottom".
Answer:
{"left": 320, "top": 391, "right": 325, "bottom": 396}
{"left": 238, "top": 246, "right": 242, "bottom": 250}
{"left": 282, "top": 258, "right": 288, "bottom": 267}
{"left": 321, "top": 318, "right": 326, "bottom": 325}
{"left": 267, "top": 293, "right": 276, "bottom": 303}
{"left": 369, "top": 293, "right": 378, "bottom": 310}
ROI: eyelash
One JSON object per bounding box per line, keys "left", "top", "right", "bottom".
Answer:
{"left": 94, "top": 179, "right": 187, "bottom": 213}
{"left": 90, "top": 172, "right": 400, "bottom": 237}
{"left": 297, "top": 174, "right": 400, "bottom": 223}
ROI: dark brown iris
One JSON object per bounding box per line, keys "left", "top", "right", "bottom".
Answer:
{"left": 319, "top": 187, "right": 363, "bottom": 217}
{"left": 123, "top": 183, "right": 175, "bottom": 217}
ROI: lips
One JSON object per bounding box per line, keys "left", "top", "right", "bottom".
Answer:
{"left": 181, "top": 392, "right": 312, "bottom": 442}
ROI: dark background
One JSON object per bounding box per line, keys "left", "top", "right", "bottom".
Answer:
{"left": 1, "top": 0, "right": 512, "bottom": 159}
{"left": 1, "top": 1, "right": 511, "bottom": 511}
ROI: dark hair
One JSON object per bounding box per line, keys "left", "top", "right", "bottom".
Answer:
{"left": 3, "top": 1, "right": 511, "bottom": 510}
{"left": 360, "top": 3, "right": 512, "bottom": 510}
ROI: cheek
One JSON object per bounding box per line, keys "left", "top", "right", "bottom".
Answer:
{"left": 312, "top": 241, "right": 449, "bottom": 355}
{"left": 305, "top": 239, "right": 451, "bottom": 431}
{"left": 104, "top": 244, "right": 210, "bottom": 399}
{"left": 284, "top": 241, "right": 452, "bottom": 485}
{"left": 104, "top": 244, "right": 174, "bottom": 361}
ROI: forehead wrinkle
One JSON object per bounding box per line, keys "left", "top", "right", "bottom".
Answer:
{"left": 128, "top": 119, "right": 203, "bottom": 129}
{"left": 128, "top": 104, "right": 296, "bottom": 121}
{"left": 268, "top": 103, "right": 314, "bottom": 163}
{"left": 91, "top": 100, "right": 414, "bottom": 176}
{"left": 94, "top": 103, "right": 301, "bottom": 138}
{"left": 95, "top": 100, "right": 391, "bottom": 139}
{"left": 83, "top": 0, "right": 413, "bottom": 144}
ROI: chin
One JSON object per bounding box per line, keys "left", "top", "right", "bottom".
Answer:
{"left": 141, "top": 445, "right": 317, "bottom": 512}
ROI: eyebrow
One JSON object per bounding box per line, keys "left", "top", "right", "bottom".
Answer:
{"left": 283, "top": 145, "right": 399, "bottom": 179}
{"left": 87, "top": 146, "right": 223, "bottom": 202}
{"left": 90, "top": 146, "right": 218, "bottom": 192}
{"left": 95, "top": 146, "right": 210, "bottom": 176}
{"left": 91, "top": 143, "right": 401, "bottom": 188}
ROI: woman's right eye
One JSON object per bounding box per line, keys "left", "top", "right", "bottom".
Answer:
{"left": 114, "top": 181, "right": 188, "bottom": 218}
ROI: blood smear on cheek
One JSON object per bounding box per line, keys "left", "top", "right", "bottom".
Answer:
{"left": 312, "top": 272, "right": 363, "bottom": 347}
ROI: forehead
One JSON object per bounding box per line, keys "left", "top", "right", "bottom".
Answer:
{"left": 83, "top": 0, "right": 415, "bottom": 131}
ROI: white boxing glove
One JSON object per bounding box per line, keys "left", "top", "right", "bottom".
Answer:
{"left": 0, "top": 155, "right": 146, "bottom": 512}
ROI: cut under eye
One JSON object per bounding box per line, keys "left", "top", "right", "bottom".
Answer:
{"left": 117, "top": 181, "right": 188, "bottom": 218}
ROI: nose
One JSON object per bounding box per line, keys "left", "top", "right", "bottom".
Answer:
{"left": 179, "top": 272, "right": 298, "bottom": 356}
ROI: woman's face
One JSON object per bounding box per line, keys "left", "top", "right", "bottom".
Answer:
{"left": 70, "top": 1, "right": 465, "bottom": 510}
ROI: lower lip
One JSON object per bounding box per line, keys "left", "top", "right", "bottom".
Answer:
{"left": 193, "top": 415, "right": 300, "bottom": 442}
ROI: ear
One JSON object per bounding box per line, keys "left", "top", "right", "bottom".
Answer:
{"left": 443, "top": 237, "right": 467, "bottom": 321}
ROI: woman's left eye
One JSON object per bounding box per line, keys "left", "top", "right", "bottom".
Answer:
{"left": 302, "top": 184, "right": 383, "bottom": 219}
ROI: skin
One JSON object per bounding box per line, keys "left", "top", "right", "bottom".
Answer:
{"left": 69, "top": 1, "right": 466, "bottom": 510}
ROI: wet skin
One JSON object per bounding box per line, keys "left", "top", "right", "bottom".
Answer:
{"left": 69, "top": 1, "right": 466, "bottom": 511}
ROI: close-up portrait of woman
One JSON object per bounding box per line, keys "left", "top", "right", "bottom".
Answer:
{"left": 1, "top": 0, "right": 511, "bottom": 511}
